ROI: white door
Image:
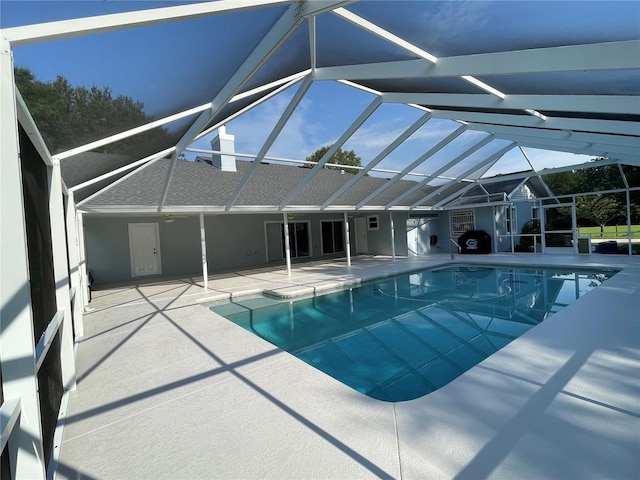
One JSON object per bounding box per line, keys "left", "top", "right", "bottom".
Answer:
{"left": 406, "top": 219, "right": 419, "bottom": 256}
{"left": 355, "top": 217, "right": 368, "bottom": 254}
{"left": 129, "top": 223, "right": 161, "bottom": 277}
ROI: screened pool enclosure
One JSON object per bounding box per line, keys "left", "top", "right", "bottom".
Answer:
{"left": 1, "top": 1, "right": 639, "bottom": 478}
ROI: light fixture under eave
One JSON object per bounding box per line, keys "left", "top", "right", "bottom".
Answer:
{"left": 163, "top": 214, "right": 188, "bottom": 223}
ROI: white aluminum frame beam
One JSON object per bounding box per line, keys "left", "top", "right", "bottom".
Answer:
{"left": 465, "top": 123, "right": 640, "bottom": 151}
{"left": 413, "top": 143, "right": 517, "bottom": 208}
{"left": 314, "top": 40, "right": 640, "bottom": 80}
{"left": 191, "top": 73, "right": 307, "bottom": 147}
{"left": 15, "top": 90, "right": 53, "bottom": 166}
{"left": 478, "top": 157, "right": 623, "bottom": 186}
{"left": 65, "top": 192, "right": 84, "bottom": 338}
{"left": 356, "top": 125, "right": 467, "bottom": 209}
{"left": 226, "top": 74, "right": 313, "bottom": 209}
{"left": 332, "top": 7, "right": 437, "bottom": 63}
{"left": 0, "top": 37, "right": 46, "bottom": 479}
{"left": 48, "top": 163, "right": 77, "bottom": 391}
{"left": 3, "top": 0, "right": 293, "bottom": 46}
{"left": 278, "top": 96, "right": 383, "bottom": 209}
{"left": 321, "top": 113, "right": 431, "bottom": 209}
{"left": 426, "top": 109, "right": 640, "bottom": 137}
{"left": 432, "top": 182, "right": 480, "bottom": 210}
{"left": 159, "top": 2, "right": 310, "bottom": 211}
{"left": 382, "top": 93, "right": 640, "bottom": 116}
{"left": 507, "top": 138, "right": 639, "bottom": 162}
{"left": 159, "top": 1, "right": 349, "bottom": 211}
{"left": 385, "top": 134, "right": 496, "bottom": 209}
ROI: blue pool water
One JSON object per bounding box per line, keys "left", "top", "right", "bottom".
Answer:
{"left": 209, "top": 264, "right": 615, "bottom": 402}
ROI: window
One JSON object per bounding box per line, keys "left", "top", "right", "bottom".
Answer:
{"left": 450, "top": 210, "right": 475, "bottom": 236}
{"left": 532, "top": 207, "right": 539, "bottom": 220}
{"left": 506, "top": 206, "right": 517, "bottom": 234}
{"left": 321, "top": 220, "right": 345, "bottom": 254}
{"left": 284, "top": 222, "right": 310, "bottom": 257}
{"left": 367, "top": 215, "right": 379, "bottom": 230}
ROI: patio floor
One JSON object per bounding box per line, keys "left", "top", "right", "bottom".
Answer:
{"left": 55, "top": 254, "right": 640, "bottom": 479}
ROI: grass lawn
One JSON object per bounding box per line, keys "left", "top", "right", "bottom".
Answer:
{"left": 578, "top": 225, "right": 640, "bottom": 239}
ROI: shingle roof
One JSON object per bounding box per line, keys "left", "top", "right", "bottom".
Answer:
{"left": 80, "top": 158, "right": 437, "bottom": 210}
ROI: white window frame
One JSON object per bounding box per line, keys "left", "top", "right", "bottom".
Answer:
{"left": 263, "top": 220, "right": 312, "bottom": 262}
{"left": 450, "top": 210, "right": 475, "bottom": 237}
{"left": 320, "top": 219, "right": 346, "bottom": 255}
{"left": 506, "top": 206, "right": 517, "bottom": 234}
{"left": 367, "top": 215, "right": 379, "bottom": 231}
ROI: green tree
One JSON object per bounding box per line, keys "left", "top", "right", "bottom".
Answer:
{"left": 542, "top": 159, "right": 629, "bottom": 228}
{"left": 14, "top": 67, "right": 172, "bottom": 156}
{"left": 305, "top": 146, "right": 362, "bottom": 174}
{"left": 576, "top": 194, "right": 624, "bottom": 235}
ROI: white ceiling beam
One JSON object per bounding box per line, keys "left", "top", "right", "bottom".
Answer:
{"left": 15, "top": 88, "right": 53, "bottom": 166}
{"left": 465, "top": 123, "right": 640, "bottom": 151}
{"left": 226, "top": 75, "right": 313, "bottom": 209}
{"left": 487, "top": 132, "right": 639, "bottom": 158}
{"left": 159, "top": 2, "right": 345, "bottom": 211}
{"left": 309, "top": 16, "right": 317, "bottom": 73}
{"left": 69, "top": 147, "right": 173, "bottom": 193}
{"left": 385, "top": 134, "right": 495, "bottom": 208}
{"left": 191, "top": 74, "right": 305, "bottom": 145}
{"left": 507, "top": 139, "right": 639, "bottom": 163}
{"left": 427, "top": 109, "right": 640, "bottom": 137}
{"left": 320, "top": 113, "right": 432, "bottom": 209}
{"left": 382, "top": 93, "right": 640, "bottom": 116}
{"left": 478, "top": 158, "right": 623, "bottom": 185}
{"left": 332, "top": 7, "right": 437, "bottom": 63}
{"left": 411, "top": 143, "right": 516, "bottom": 208}
{"left": 278, "top": 96, "right": 383, "bottom": 209}
{"left": 3, "top": 0, "right": 293, "bottom": 46}
{"left": 314, "top": 40, "right": 640, "bottom": 80}
{"left": 54, "top": 103, "right": 212, "bottom": 161}
{"left": 356, "top": 125, "right": 467, "bottom": 209}
{"left": 431, "top": 182, "right": 479, "bottom": 209}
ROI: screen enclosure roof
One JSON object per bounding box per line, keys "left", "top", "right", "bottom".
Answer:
{"left": 2, "top": 0, "right": 639, "bottom": 212}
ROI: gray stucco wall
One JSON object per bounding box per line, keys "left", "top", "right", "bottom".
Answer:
{"left": 84, "top": 215, "right": 201, "bottom": 285}
{"left": 362, "top": 212, "right": 409, "bottom": 256}
{"left": 84, "top": 212, "right": 406, "bottom": 286}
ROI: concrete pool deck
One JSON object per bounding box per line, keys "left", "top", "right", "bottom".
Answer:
{"left": 55, "top": 254, "right": 640, "bottom": 479}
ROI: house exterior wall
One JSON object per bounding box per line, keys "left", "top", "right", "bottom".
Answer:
{"left": 84, "top": 216, "right": 202, "bottom": 284}
{"left": 84, "top": 212, "right": 408, "bottom": 286}
{"left": 362, "top": 212, "right": 409, "bottom": 256}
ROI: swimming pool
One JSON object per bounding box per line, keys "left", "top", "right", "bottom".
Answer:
{"left": 209, "top": 264, "right": 616, "bottom": 402}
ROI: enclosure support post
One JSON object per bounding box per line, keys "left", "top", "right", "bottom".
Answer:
{"left": 492, "top": 206, "right": 499, "bottom": 253}
{"left": 65, "top": 192, "right": 84, "bottom": 338}
{"left": 48, "top": 163, "right": 76, "bottom": 391}
{"left": 77, "top": 212, "right": 89, "bottom": 308}
{"left": 283, "top": 213, "right": 292, "bottom": 276}
{"left": 344, "top": 212, "right": 351, "bottom": 267}
{"left": 389, "top": 212, "right": 396, "bottom": 259}
{"left": 200, "top": 213, "right": 208, "bottom": 289}
{"left": 540, "top": 207, "right": 547, "bottom": 253}
{"left": 626, "top": 190, "right": 632, "bottom": 256}
{"left": 0, "top": 36, "right": 46, "bottom": 479}
{"left": 571, "top": 199, "right": 578, "bottom": 255}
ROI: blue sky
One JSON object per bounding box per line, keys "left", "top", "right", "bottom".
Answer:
{"left": 2, "top": 0, "right": 607, "bottom": 179}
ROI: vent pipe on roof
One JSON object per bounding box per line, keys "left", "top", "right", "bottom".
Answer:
{"left": 211, "top": 126, "right": 236, "bottom": 172}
